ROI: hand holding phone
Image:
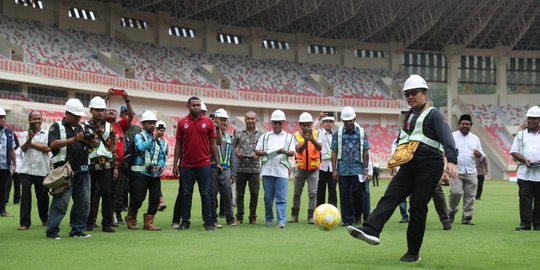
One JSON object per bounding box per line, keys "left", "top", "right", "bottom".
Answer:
{"left": 109, "top": 88, "right": 125, "bottom": 96}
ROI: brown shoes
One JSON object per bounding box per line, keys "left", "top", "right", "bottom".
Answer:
{"left": 17, "top": 226, "right": 29, "bottom": 231}
{"left": 125, "top": 209, "right": 138, "bottom": 230}
{"left": 143, "top": 214, "right": 161, "bottom": 231}
{"left": 249, "top": 218, "right": 258, "bottom": 225}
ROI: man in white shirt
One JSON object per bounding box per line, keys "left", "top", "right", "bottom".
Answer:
{"left": 450, "top": 114, "right": 484, "bottom": 225}
{"left": 18, "top": 111, "right": 50, "bottom": 230}
{"left": 255, "top": 110, "right": 295, "bottom": 229}
{"left": 314, "top": 112, "right": 337, "bottom": 207}
{"left": 510, "top": 106, "right": 540, "bottom": 231}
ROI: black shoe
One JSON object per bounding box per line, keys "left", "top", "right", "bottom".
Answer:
{"left": 515, "top": 225, "right": 531, "bottom": 231}
{"left": 461, "top": 220, "right": 475, "bottom": 225}
{"left": 46, "top": 233, "right": 61, "bottom": 240}
{"left": 442, "top": 221, "right": 452, "bottom": 230}
{"left": 102, "top": 226, "right": 116, "bottom": 233}
{"left": 69, "top": 232, "right": 91, "bottom": 238}
{"left": 177, "top": 223, "right": 190, "bottom": 231}
{"left": 115, "top": 212, "right": 125, "bottom": 225}
{"left": 204, "top": 224, "right": 215, "bottom": 231}
{"left": 347, "top": 226, "right": 380, "bottom": 245}
{"left": 85, "top": 225, "right": 94, "bottom": 231}
{"left": 399, "top": 217, "right": 409, "bottom": 223}
{"left": 400, "top": 252, "right": 421, "bottom": 262}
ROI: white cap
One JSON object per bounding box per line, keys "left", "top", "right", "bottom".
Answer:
{"left": 89, "top": 96, "right": 107, "bottom": 109}
{"left": 215, "top": 108, "right": 229, "bottom": 119}
{"left": 140, "top": 111, "right": 158, "bottom": 122}
{"left": 321, "top": 116, "right": 335, "bottom": 122}
{"left": 156, "top": 120, "right": 166, "bottom": 129}
{"left": 402, "top": 74, "right": 428, "bottom": 92}
{"left": 526, "top": 106, "right": 540, "bottom": 117}
{"left": 64, "top": 99, "right": 85, "bottom": 116}
{"left": 298, "top": 112, "right": 313, "bottom": 123}
{"left": 270, "top": 110, "right": 286, "bottom": 121}
{"left": 340, "top": 107, "right": 356, "bottom": 121}
{"left": 0, "top": 107, "right": 5, "bottom": 116}
{"left": 201, "top": 101, "right": 207, "bottom": 112}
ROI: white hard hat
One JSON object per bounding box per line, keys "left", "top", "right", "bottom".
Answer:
{"left": 0, "top": 107, "right": 5, "bottom": 116}
{"left": 340, "top": 106, "right": 356, "bottom": 121}
{"left": 201, "top": 101, "right": 207, "bottom": 112}
{"left": 140, "top": 111, "right": 158, "bottom": 122}
{"left": 526, "top": 106, "right": 540, "bottom": 117}
{"left": 322, "top": 116, "right": 335, "bottom": 122}
{"left": 402, "top": 74, "right": 428, "bottom": 92}
{"left": 156, "top": 120, "right": 166, "bottom": 129}
{"left": 270, "top": 110, "right": 286, "bottom": 121}
{"left": 215, "top": 108, "right": 229, "bottom": 119}
{"left": 89, "top": 96, "right": 107, "bottom": 109}
{"left": 64, "top": 99, "right": 85, "bottom": 116}
{"left": 298, "top": 112, "right": 313, "bottom": 123}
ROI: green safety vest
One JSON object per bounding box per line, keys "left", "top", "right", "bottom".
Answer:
{"left": 320, "top": 129, "right": 333, "bottom": 161}
{"left": 51, "top": 121, "right": 67, "bottom": 164}
{"left": 88, "top": 122, "right": 113, "bottom": 159}
{"left": 397, "top": 107, "right": 443, "bottom": 152}
{"left": 261, "top": 132, "right": 293, "bottom": 169}
{"left": 212, "top": 133, "right": 232, "bottom": 169}
{"left": 131, "top": 132, "right": 161, "bottom": 172}
{"left": 337, "top": 125, "right": 364, "bottom": 162}
{"left": 516, "top": 129, "right": 526, "bottom": 166}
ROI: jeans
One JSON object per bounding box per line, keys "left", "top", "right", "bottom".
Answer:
{"left": 46, "top": 172, "right": 91, "bottom": 236}
{"left": 180, "top": 166, "right": 212, "bottom": 226}
{"left": 129, "top": 173, "right": 161, "bottom": 215}
{"left": 399, "top": 200, "right": 409, "bottom": 219}
{"left": 262, "top": 176, "right": 288, "bottom": 225}
{"left": 338, "top": 175, "right": 364, "bottom": 225}
{"left": 19, "top": 174, "right": 49, "bottom": 227}
{"left": 235, "top": 172, "right": 260, "bottom": 221}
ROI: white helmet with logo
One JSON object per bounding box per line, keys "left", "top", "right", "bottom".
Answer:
{"left": 0, "top": 107, "right": 6, "bottom": 116}
{"left": 271, "top": 110, "right": 286, "bottom": 121}
{"left": 215, "top": 108, "right": 229, "bottom": 119}
{"left": 64, "top": 99, "right": 85, "bottom": 116}
{"left": 526, "top": 106, "right": 540, "bottom": 117}
{"left": 340, "top": 107, "right": 356, "bottom": 121}
{"left": 140, "top": 111, "right": 158, "bottom": 122}
{"left": 298, "top": 112, "right": 313, "bottom": 123}
{"left": 402, "top": 74, "right": 428, "bottom": 92}
{"left": 89, "top": 96, "right": 107, "bottom": 109}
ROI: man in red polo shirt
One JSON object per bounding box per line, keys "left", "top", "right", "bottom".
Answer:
{"left": 173, "top": 96, "right": 221, "bottom": 231}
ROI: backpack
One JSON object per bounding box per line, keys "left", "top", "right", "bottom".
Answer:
{"left": 121, "top": 132, "right": 147, "bottom": 175}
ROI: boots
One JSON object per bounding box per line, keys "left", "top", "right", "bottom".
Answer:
{"left": 125, "top": 209, "right": 138, "bottom": 230}
{"left": 158, "top": 197, "right": 167, "bottom": 211}
{"left": 288, "top": 207, "right": 299, "bottom": 223}
{"left": 307, "top": 209, "right": 315, "bottom": 224}
{"left": 143, "top": 214, "right": 162, "bottom": 231}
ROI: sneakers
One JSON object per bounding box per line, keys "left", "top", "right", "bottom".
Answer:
{"left": 277, "top": 223, "right": 285, "bottom": 229}
{"left": 213, "top": 223, "right": 223, "bottom": 229}
{"left": 176, "top": 223, "right": 190, "bottom": 231}
{"left": 515, "top": 225, "right": 531, "bottom": 231}
{"left": 461, "top": 220, "right": 475, "bottom": 225}
{"left": 347, "top": 226, "right": 380, "bottom": 245}
{"left": 171, "top": 223, "right": 180, "bottom": 230}
{"left": 399, "top": 217, "right": 409, "bottom": 223}
{"left": 442, "top": 221, "right": 452, "bottom": 230}
{"left": 400, "top": 252, "right": 421, "bottom": 262}
{"left": 102, "top": 226, "right": 116, "bottom": 233}
{"left": 47, "top": 233, "right": 61, "bottom": 240}
{"left": 204, "top": 224, "right": 215, "bottom": 231}
{"left": 265, "top": 221, "right": 273, "bottom": 227}
{"left": 69, "top": 232, "right": 92, "bottom": 238}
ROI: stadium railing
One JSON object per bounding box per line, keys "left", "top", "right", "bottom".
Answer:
{"left": 0, "top": 58, "right": 406, "bottom": 110}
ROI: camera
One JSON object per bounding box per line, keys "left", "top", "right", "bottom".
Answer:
{"left": 82, "top": 124, "right": 95, "bottom": 141}
{"left": 157, "top": 123, "right": 165, "bottom": 130}
{"left": 209, "top": 113, "right": 215, "bottom": 120}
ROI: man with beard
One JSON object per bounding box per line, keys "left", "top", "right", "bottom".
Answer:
{"left": 449, "top": 114, "right": 484, "bottom": 225}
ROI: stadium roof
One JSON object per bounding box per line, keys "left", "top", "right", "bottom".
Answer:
{"left": 94, "top": 0, "right": 540, "bottom": 51}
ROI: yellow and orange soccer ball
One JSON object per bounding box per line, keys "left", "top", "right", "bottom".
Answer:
{"left": 313, "top": 204, "right": 341, "bottom": 231}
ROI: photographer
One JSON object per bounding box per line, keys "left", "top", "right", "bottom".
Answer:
{"left": 17, "top": 111, "right": 50, "bottom": 231}
{"left": 46, "top": 99, "right": 95, "bottom": 239}
{"left": 85, "top": 96, "right": 118, "bottom": 233}
{"left": 124, "top": 112, "right": 165, "bottom": 231}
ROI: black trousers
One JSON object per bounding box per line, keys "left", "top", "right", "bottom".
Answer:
{"left": 211, "top": 169, "right": 234, "bottom": 224}
{"left": 113, "top": 169, "right": 129, "bottom": 213}
{"left": 88, "top": 169, "right": 114, "bottom": 227}
{"left": 476, "top": 175, "right": 485, "bottom": 199}
{"left": 172, "top": 178, "right": 183, "bottom": 224}
{"left": 338, "top": 175, "right": 364, "bottom": 225}
{"left": 129, "top": 173, "right": 161, "bottom": 215}
{"left": 364, "top": 162, "right": 443, "bottom": 256}
{"left": 517, "top": 179, "right": 540, "bottom": 228}
{"left": 7, "top": 172, "right": 21, "bottom": 204}
{"left": 235, "top": 172, "right": 260, "bottom": 220}
{"left": 19, "top": 174, "right": 49, "bottom": 227}
{"left": 372, "top": 172, "right": 379, "bottom": 187}
{"left": 316, "top": 170, "right": 337, "bottom": 207}
{"left": 0, "top": 170, "right": 11, "bottom": 213}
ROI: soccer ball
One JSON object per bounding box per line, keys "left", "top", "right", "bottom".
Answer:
{"left": 313, "top": 204, "right": 341, "bottom": 231}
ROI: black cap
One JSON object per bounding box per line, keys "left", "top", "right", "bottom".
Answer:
{"left": 459, "top": 114, "right": 472, "bottom": 124}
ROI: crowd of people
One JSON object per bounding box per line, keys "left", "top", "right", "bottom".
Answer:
{"left": 0, "top": 74, "right": 539, "bottom": 263}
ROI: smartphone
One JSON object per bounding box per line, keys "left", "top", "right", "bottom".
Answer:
{"left": 157, "top": 123, "right": 166, "bottom": 130}
{"left": 29, "top": 122, "right": 37, "bottom": 132}
{"left": 110, "top": 88, "right": 125, "bottom": 96}
{"left": 209, "top": 113, "right": 215, "bottom": 120}
{"left": 325, "top": 111, "right": 334, "bottom": 117}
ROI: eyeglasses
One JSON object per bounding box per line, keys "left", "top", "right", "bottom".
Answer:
{"left": 272, "top": 121, "right": 283, "bottom": 125}
{"left": 403, "top": 90, "right": 421, "bottom": 98}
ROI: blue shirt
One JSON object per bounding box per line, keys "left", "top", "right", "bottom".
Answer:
{"left": 331, "top": 126, "right": 370, "bottom": 176}
{"left": 0, "top": 128, "right": 15, "bottom": 170}
{"left": 134, "top": 130, "right": 167, "bottom": 177}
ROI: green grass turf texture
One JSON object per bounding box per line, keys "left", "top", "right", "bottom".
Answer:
{"left": 0, "top": 179, "right": 538, "bottom": 270}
